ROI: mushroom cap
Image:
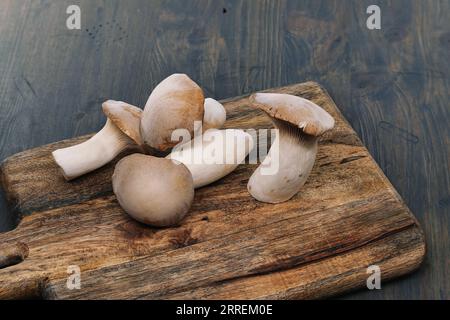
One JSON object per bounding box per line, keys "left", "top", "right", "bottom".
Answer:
{"left": 112, "top": 154, "right": 194, "bottom": 227}
{"left": 250, "top": 93, "right": 335, "bottom": 136}
{"left": 140, "top": 74, "right": 205, "bottom": 151}
{"left": 102, "top": 100, "right": 143, "bottom": 145}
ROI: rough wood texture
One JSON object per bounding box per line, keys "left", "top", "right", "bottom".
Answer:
{"left": 1, "top": 0, "right": 447, "bottom": 300}
{"left": 0, "top": 82, "right": 425, "bottom": 300}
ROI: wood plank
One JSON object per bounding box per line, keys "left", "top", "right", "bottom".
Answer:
{"left": 0, "top": 82, "right": 425, "bottom": 299}
{"left": 43, "top": 195, "right": 419, "bottom": 299}
{"left": 160, "top": 226, "right": 425, "bottom": 300}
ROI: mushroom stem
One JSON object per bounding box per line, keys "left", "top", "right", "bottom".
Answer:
{"left": 52, "top": 119, "right": 135, "bottom": 180}
{"left": 248, "top": 120, "right": 318, "bottom": 203}
{"left": 202, "top": 98, "right": 227, "bottom": 131}
{"left": 168, "top": 129, "right": 254, "bottom": 188}
{"left": 192, "top": 98, "right": 227, "bottom": 136}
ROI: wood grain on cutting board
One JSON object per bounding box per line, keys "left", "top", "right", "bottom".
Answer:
{"left": 0, "top": 82, "right": 425, "bottom": 299}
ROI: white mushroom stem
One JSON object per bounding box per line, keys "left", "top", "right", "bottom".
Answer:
{"left": 203, "top": 98, "right": 226, "bottom": 130}
{"left": 193, "top": 98, "right": 227, "bottom": 136}
{"left": 52, "top": 120, "right": 136, "bottom": 180}
{"left": 247, "top": 121, "right": 318, "bottom": 203}
{"left": 168, "top": 129, "right": 254, "bottom": 188}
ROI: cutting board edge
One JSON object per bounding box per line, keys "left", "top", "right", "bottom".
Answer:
{"left": 40, "top": 223, "right": 426, "bottom": 300}
{"left": 283, "top": 224, "right": 426, "bottom": 300}
{"left": 0, "top": 161, "right": 20, "bottom": 221}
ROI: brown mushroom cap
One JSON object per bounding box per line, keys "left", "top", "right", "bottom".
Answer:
{"left": 140, "top": 74, "right": 205, "bottom": 152}
{"left": 112, "top": 154, "right": 194, "bottom": 227}
{"left": 249, "top": 93, "right": 335, "bottom": 137}
{"left": 102, "top": 100, "right": 143, "bottom": 145}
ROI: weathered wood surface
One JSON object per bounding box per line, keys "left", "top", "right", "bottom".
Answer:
{"left": 0, "top": 82, "right": 425, "bottom": 299}
{"left": 0, "top": 0, "right": 447, "bottom": 300}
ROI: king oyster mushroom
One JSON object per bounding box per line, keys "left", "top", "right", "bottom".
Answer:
{"left": 247, "top": 93, "right": 335, "bottom": 203}
{"left": 140, "top": 73, "right": 205, "bottom": 153}
{"left": 167, "top": 129, "right": 254, "bottom": 188}
{"left": 52, "top": 75, "right": 226, "bottom": 180}
{"left": 112, "top": 154, "right": 194, "bottom": 227}
{"left": 52, "top": 100, "right": 143, "bottom": 180}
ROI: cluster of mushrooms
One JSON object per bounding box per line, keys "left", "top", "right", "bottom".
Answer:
{"left": 52, "top": 74, "right": 335, "bottom": 227}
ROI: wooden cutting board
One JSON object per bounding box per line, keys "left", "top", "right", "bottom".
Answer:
{"left": 0, "top": 82, "right": 425, "bottom": 300}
